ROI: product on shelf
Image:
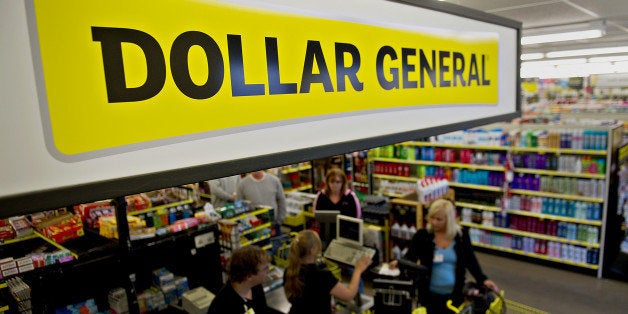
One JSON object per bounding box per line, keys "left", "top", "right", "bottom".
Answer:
{"left": 74, "top": 200, "right": 115, "bottom": 228}
{"left": 32, "top": 212, "right": 84, "bottom": 244}
{"left": 370, "top": 122, "right": 619, "bottom": 274}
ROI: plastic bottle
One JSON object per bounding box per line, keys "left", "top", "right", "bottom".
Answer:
{"left": 391, "top": 221, "right": 400, "bottom": 238}
{"left": 409, "top": 224, "right": 417, "bottom": 238}
{"left": 400, "top": 223, "right": 409, "bottom": 240}
{"left": 169, "top": 207, "right": 177, "bottom": 224}
{"left": 392, "top": 244, "right": 401, "bottom": 260}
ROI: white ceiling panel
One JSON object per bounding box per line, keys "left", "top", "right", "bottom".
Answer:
{"left": 439, "top": 0, "right": 628, "bottom": 57}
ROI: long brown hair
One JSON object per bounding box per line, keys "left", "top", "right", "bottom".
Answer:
{"left": 323, "top": 168, "right": 348, "bottom": 195}
{"left": 283, "top": 230, "right": 322, "bottom": 299}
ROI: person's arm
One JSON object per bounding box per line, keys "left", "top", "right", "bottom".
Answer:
{"left": 347, "top": 190, "right": 361, "bottom": 218}
{"left": 274, "top": 177, "right": 287, "bottom": 224}
{"left": 312, "top": 191, "right": 322, "bottom": 212}
{"left": 236, "top": 179, "right": 246, "bottom": 201}
{"left": 209, "top": 179, "right": 234, "bottom": 202}
{"left": 389, "top": 229, "right": 424, "bottom": 269}
{"left": 460, "top": 228, "right": 498, "bottom": 291}
{"left": 330, "top": 255, "right": 371, "bottom": 301}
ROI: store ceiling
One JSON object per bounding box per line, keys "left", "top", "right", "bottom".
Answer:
{"left": 442, "top": 0, "right": 628, "bottom": 57}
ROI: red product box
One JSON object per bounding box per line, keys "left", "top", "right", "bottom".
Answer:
{"left": 40, "top": 214, "right": 85, "bottom": 244}
{"left": 0, "top": 219, "right": 16, "bottom": 240}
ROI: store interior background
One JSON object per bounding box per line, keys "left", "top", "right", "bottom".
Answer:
{"left": 3, "top": 0, "right": 628, "bottom": 313}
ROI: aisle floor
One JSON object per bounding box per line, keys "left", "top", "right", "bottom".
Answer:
{"left": 472, "top": 252, "right": 628, "bottom": 314}
{"left": 268, "top": 252, "right": 628, "bottom": 313}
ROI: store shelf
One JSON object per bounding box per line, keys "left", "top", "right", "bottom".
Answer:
{"left": 372, "top": 174, "right": 417, "bottom": 183}
{"left": 284, "top": 184, "right": 313, "bottom": 193}
{"left": 127, "top": 199, "right": 194, "bottom": 216}
{"left": 228, "top": 207, "right": 271, "bottom": 222}
{"left": 373, "top": 124, "right": 619, "bottom": 277}
{"left": 471, "top": 242, "right": 599, "bottom": 270}
{"left": 505, "top": 209, "right": 603, "bottom": 226}
{"left": 241, "top": 222, "right": 272, "bottom": 236}
{"left": 403, "top": 141, "right": 507, "bottom": 151}
{"left": 0, "top": 232, "right": 80, "bottom": 259}
{"left": 461, "top": 222, "right": 600, "bottom": 248}
{"left": 449, "top": 182, "right": 503, "bottom": 192}
{"left": 374, "top": 191, "right": 409, "bottom": 198}
{"left": 509, "top": 189, "right": 604, "bottom": 203}
{"left": 372, "top": 157, "right": 505, "bottom": 171}
{"left": 241, "top": 234, "right": 272, "bottom": 246}
{"left": 455, "top": 202, "right": 501, "bottom": 212}
{"left": 508, "top": 146, "right": 606, "bottom": 156}
{"left": 33, "top": 231, "right": 80, "bottom": 259}
{"left": 0, "top": 233, "right": 38, "bottom": 246}
{"left": 513, "top": 168, "right": 605, "bottom": 179}
{"left": 281, "top": 164, "right": 312, "bottom": 174}
{"left": 402, "top": 141, "right": 606, "bottom": 155}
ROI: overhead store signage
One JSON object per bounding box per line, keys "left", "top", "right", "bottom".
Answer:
{"left": 33, "top": 0, "right": 498, "bottom": 159}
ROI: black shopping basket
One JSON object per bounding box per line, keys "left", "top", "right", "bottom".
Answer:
{"left": 373, "top": 277, "right": 414, "bottom": 314}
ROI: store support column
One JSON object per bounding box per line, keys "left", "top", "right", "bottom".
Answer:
{"left": 113, "top": 196, "right": 141, "bottom": 313}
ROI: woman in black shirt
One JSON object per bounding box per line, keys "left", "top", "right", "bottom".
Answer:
{"left": 283, "top": 230, "right": 371, "bottom": 314}
{"left": 313, "top": 168, "right": 361, "bottom": 218}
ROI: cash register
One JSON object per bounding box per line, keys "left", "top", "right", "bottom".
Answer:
{"left": 323, "top": 215, "right": 375, "bottom": 265}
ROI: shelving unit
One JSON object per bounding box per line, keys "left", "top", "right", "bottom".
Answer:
{"left": 279, "top": 162, "right": 313, "bottom": 193}
{"left": 369, "top": 123, "right": 623, "bottom": 277}
{"left": 388, "top": 196, "right": 424, "bottom": 261}
{"left": 218, "top": 206, "right": 274, "bottom": 265}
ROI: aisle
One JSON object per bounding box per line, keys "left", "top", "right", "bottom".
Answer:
{"left": 475, "top": 252, "right": 628, "bottom": 314}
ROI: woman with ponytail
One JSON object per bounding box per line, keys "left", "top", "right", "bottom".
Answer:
{"left": 283, "top": 230, "right": 371, "bottom": 314}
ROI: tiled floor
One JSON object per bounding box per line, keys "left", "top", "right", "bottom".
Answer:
{"left": 474, "top": 251, "right": 628, "bottom": 314}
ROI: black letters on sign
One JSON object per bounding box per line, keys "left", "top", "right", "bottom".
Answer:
{"left": 92, "top": 27, "right": 166, "bottom": 102}
{"left": 227, "top": 34, "right": 265, "bottom": 97}
{"left": 300, "top": 40, "right": 334, "bottom": 93}
{"left": 265, "top": 37, "right": 297, "bottom": 95}
{"left": 335, "top": 42, "right": 363, "bottom": 92}
{"left": 170, "top": 31, "right": 224, "bottom": 99}
{"left": 376, "top": 46, "right": 398, "bottom": 90}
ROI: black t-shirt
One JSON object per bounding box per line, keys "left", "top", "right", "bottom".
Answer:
{"left": 207, "top": 283, "right": 268, "bottom": 314}
{"left": 285, "top": 263, "right": 339, "bottom": 314}
{"left": 314, "top": 190, "right": 360, "bottom": 218}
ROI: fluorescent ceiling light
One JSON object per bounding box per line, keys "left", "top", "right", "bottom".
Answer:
{"left": 522, "top": 29, "right": 603, "bottom": 45}
{"left": 588, "top": 55, "right": 628, "bottom": 63}
{"left": 546, "top": 46, "right": 628, "bottom": 58}
{"left": 521, "top": 20, "right": 606, "bottom": 45}
{"left": 522, "top": 58, "right": 587, "bottom": 68}
{"left": 521, "top": 53, "right": 544, "bottom": 60}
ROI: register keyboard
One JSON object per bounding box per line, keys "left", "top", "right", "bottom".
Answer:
{"left": 324, "top": 239, "right": 375, "bottom": 265}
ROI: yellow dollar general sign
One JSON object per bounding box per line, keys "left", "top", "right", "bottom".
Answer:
{"left": 33, "top": 0, "right": 498, "bottom": 157}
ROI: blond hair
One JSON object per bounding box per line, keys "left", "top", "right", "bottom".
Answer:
{"left": 425, "top": 199, "right": 461, "bottom": 239}
{"left": 283, "top": 230, "right": 322, "bottom": 299}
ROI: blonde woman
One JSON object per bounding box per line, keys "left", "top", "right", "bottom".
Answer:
{"left": 390, "top": 199, "right": 498, "bottom": 313}
{"left": 283, "top": 230, "right": 371, "bottom": 314}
